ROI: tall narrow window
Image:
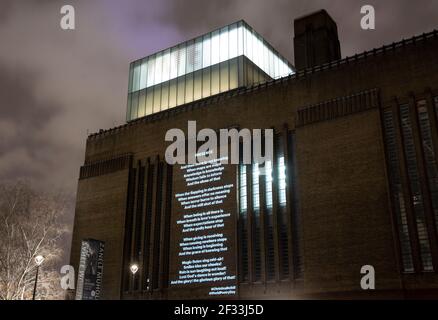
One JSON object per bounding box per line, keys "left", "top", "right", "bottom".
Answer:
{"left": 434, "top": 97, "right": 438, "bottom": 122}
{"left": 238, "top": 164, "right": 249, "bottom": 282}
{"left": 143, "top": 164, "right": 154, "bottom": 289}
{"left": 382, "top": 109, "right": 414, "bottom": 272}
{"left": 264, "top": 160, "right": 275, "bottom": 280}
{"left": 400, "top": 104, "right": 433, "bottom": 271}
{"left": 252, "top": 163, "right": 262, "bottom": 281}
{"left": 151, "top": 163, "right": 163, "bottom": 289}
{"left": 276, "top": 136, "right": 289, "bottom": 278}
{"left": 133, "top": 165, "right": 145, "bottom": 290}
{"left": 417, "top": 100, "right": 438, "bottom": 234}
{"left": 289, "top": 132, "right": 303, "bottom": 279}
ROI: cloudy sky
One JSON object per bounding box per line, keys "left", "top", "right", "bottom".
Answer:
{"left": 1, "top": 0, "right": 438, "bottom": 196}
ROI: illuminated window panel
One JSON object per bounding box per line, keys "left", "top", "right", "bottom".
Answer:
{"left": 399, "top": 104, "right": 433, "bottom": 271}
{"left": 126, "top": 20, "right": 295, "bottom": 121}
{"left": 382, "top": 109, "right": 414, "bottom": 273}
{"left": 417, "top": 100, "right": 438, "bottom": 235}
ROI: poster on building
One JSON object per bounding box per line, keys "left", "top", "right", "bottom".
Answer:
{"left": 75, "top": 239, "right": 105, "bottom": 300}
{"left": 169, "top": 150, "right": 238, "bottom": 299}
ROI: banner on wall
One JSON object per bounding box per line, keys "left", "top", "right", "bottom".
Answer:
{"left": 75, "top": 239, "right": 105, "bottom": 300}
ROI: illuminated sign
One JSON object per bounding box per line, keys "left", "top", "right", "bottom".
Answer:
{"left": 169, "top": 151, "right": 237, "bottom": 298}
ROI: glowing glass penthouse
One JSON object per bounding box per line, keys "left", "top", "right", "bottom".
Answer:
{"left": 126, "top": 20, "right": 294, "bottom": 121}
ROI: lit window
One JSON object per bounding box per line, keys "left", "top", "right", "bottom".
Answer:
{"left": 417, "top": 100, "right": 438, "bottom": 234}
{"left": 265, "top": 160, "right": 273, "bottom": 208}
{"left": 278, "top": 156, "right": 287, "bottom": 205}
{"left": 252, "top": 163, "right": 260, "bottom": 209}
{"left": 211, "top": 30, "right": 220, "bottom": 65}
{"left": 219, "top": 26, "right": 229, "bottom": 63}
{"left": 161, "top": 49, "right": 170, "bottom": 82}
{"left": 239, "top": 165, "right": 247, "bottom": 212}
{"left": 382, "top": 109, "right": 414, "bottom": 272}
{"left": 400, "top": 104, "right": 433, "bottom": 271}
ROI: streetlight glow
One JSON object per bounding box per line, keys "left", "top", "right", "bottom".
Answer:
{"left": 130, "top": 264, "right": 139, "bottom": 275}
{"left": 35, "top": 255, "right": 45, "bottom": 266}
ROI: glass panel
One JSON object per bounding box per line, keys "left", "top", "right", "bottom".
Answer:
{"left": 202, "top": 67, "right": 211, "bottom": 98}
{"left": 255, "top": 34, "right": 263, "bottom": 68}
{"left": 126, "top": 93, "right": 132, "bottom": 121}
{"left": 153, "top": 85, "right": 161, "bottom": 113}
{"left": 186, "top": 40, "right": 195, "bottom": 73}
{"left": 145, "top": 88, "right": 154, "bottom": 115}
{"left": 194, "top": 37, "right": 203, "bottom": 72}
{"left": 177, "top": 77, "right": 185, "bottom": 105}
{"left": 161, "top": 49, "right": 170, "bottom": 82}
{"left": 211, "top": 64, "right": 220, "bottom": 95}
{"left": 177, "top": 44, "right": 186, "bottom": 77}
{"left": 154, "top": 52, "right": 163, "bottom": 85}
{"left": 262, "top": 40, "right": 269, "bottom": 75}
{"left": 246, "top": 60, "right": 253, "bottom": 85}
{"left": 245, "top": 26, "right": 252, "bottom": 62}
{"left": 185, "top": 73, "right": 193, "bottom": 103}
{"left": 193, "top": 70, "right": 202, "bottom": 101}
{"left": 211, "top": 30, "right": 220, "bottom": 65}
{"left": 168, "top": 79, "right": 177, "bottom": 109}
{"left": 139, "top": 59, "right": 147, "bottom": 90}
{"left": 130, "top": 91, "right": 139, "bottom": 120}
{"left": 383, "top": 109, "right": 414, "bottom": 272}
{"left": 128, "top": 63, "right": 134, "bottom": 93}
{"left": 147, "top": 55, "right": 155, "bottom": 87}
{"left": 229, "top": 23, "right": 238, "bottom": 59}
{"left": 202, "top": 34, "right": 211, "bottom": 68}
{"left": 138, "top": 89, "right": 146, "bottom": 117}
{"left": 269, "top": 48, "right": 274, "bottom": 77}
{"left": 161, "top": 82, "right": 169, "bottom": 110}
{"left": 170, "top": 47, "right": 178, "bottom": 80}
{"left": 132, "top": 61, "right": 141, "bottom": 92}
{"left": 237, "top": 22, "right": 244, "bottom": 56}
{"left": 400, "top": 103, "right": 433, "bottom": 271}
{"left": 219, "top": 26, "right": 229, "bottom": 63}
{"left": 229, "top": 58, "right": 238, "bottom": 89}
{"left": 220, "top": 61, "right": 229, "bottom": 93}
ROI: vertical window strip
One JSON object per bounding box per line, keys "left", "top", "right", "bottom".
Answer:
{"left": 289, "top": 132, "right": 303, "bottom": 279}
{"left": 252, "top": 163, "right": 262, "bottom": 281}
{"left": 123, "top": 168, "right": 137, "bottom": 291}
{"left": 133, "top": 166, "right": 145, "bottom": 290}
{"left": 152, "top": 163, "right": 164, "bottom": 289}
{"left": 143, "top": 164, "right": 154, "bottom": 290}
{"left": 417, "top": 100, "right": 438, "bottom": 234}
{"left": 239, "top": 164, "right": 249, "bottom": 281}
{"left": 278, "top": 157, "right": 287, "bottom": 205}
{"left": 264, "top": 161, "right": 275, "bottom": 280}
{"left": 161, "top": 165, "right": 173, "bottom": 289}
{"left": 399, "top": 104, "right": 433, "bottom": 271}
{"left": 435, "top": 97, "right": 438, "bottom": 122}
{"left": 383, "top": 109, "right": 414, "bottom": 272}
{"left": 276, "top": 136, "right": 289, "bottom": 278}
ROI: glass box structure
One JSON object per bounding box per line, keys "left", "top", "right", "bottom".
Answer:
{"left": 126, "top": 20, "right": 295, "bottom": 121}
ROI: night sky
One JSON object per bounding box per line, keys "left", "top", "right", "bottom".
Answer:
{"left": 1, "top": 0, "right": 438, "bottom": 195}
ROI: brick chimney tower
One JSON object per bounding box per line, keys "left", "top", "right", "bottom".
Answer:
{"left": 293, "top": 10, "right": 341, "bottom": 70}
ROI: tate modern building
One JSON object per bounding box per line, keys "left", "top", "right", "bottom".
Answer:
{"left": 70, "top": 10, "right": 438, "bottom": 299}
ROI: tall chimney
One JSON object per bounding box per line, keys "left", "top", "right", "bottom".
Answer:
{"left": 293, "top": 10, "right": 341, "bottom": 70}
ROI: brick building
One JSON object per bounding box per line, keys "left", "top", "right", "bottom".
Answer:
{"left": 70, "top": 10, "right": 438, "bottom": 299}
